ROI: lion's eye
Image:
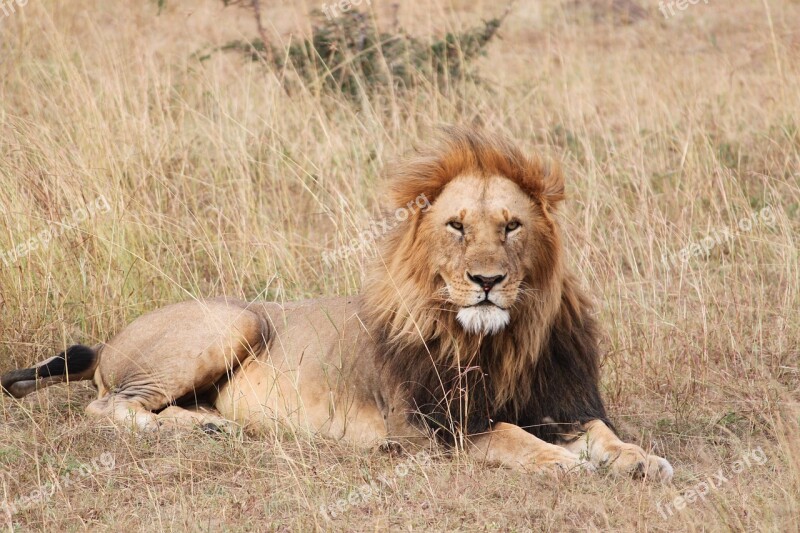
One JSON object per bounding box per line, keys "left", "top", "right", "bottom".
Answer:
{"left": 506, "top": 221, "right": 521, "bottom": 233}
{"left": 447, "top": 221, "right": 464, "bottom": 233}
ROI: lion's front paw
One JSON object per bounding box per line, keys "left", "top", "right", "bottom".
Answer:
{"left": 601, "top": 444, "right": 673, "bottom": 482}
{"left": 522, "top": 446, "right": 595, "bottom": 476}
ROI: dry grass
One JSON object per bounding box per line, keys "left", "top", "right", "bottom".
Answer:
{"left": 1, "top": 0, "right": 799, "bottom": 531}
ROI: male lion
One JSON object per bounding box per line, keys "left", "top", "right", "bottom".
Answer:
{"left": 1, "top": 128, "right": 672, "bottom": 480}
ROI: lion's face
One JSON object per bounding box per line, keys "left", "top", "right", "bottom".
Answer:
{"left": 420, "top": 174, "right": 558, "bottom": 336}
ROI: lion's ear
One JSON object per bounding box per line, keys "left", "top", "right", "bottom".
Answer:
{"left": 542, "top": 164, "right": 565, "bottom": 207}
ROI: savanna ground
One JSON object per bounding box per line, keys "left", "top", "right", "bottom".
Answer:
{"left": 1, "top": 0, "right": 799, "bottom": 531}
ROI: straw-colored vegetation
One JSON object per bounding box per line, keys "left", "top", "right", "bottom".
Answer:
{"left": 1, "top": 0, "right": 798, "bottom": 530}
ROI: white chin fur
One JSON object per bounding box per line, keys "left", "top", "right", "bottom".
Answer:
{"left": 456, "top": 306, "right": 510, "bottom": 335}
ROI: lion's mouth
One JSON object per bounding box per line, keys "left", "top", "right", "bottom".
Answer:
{"left": 469, "top": 298, "right": 506, "bottom": 310}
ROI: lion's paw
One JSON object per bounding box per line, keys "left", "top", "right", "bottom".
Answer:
{"left": 523, "top": 447, "right": 595, "bottom": 477}
{"left": 600, "top": 444, "right": 673, "bottom": 482}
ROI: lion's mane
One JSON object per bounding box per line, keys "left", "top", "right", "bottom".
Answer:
{"left": 362, "top": 128, "right": 610, "bottom": 444}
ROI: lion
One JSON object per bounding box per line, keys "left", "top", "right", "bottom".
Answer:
{"left": 1, "top": 128, "right": 672, "bottom": 480}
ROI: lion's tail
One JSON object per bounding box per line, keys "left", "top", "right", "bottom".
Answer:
{"left": 1, "top": 344, "right": 102, "bottom": 398}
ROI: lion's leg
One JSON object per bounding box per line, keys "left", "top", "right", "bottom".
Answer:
{"left": 157, "top": 405, "right": 238, "bottom": 433}
{"left": 87, "top": 396, "right": 238, "bottom": 434}
{"left": 86, "top": 394, "right": 159, "bottom": 431}
{"left": 559, "top": 419, "right": 673, "bottom": 481}
{"left": 89, "top": 299, "right": 269, "bottom": 432}
{"left": 468, "top": 422, "right": 593, "bottom": 475}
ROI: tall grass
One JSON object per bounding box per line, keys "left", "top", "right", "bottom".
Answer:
{"left": 0, "top": 0, "right": 798, "bottom": 530}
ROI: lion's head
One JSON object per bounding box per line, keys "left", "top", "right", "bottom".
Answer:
{"left": 418, "top": 172, "right": 562, "bottom": 335}
{"left": 365, "top": 127, "right": 566, "bottom": 342}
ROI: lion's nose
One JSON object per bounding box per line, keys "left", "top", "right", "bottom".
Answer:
{"left": 467, "top": 273, "right": 506, "bottom": 293}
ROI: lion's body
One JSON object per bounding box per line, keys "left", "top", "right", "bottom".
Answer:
{"left": 86, "top": 296, "right": 404, "bottom": 445}
{"left": 212, "top": 296, "right": 410, "bottom": 445}
{"left": 1, "top": 128, "right": 673, "bottom": 480}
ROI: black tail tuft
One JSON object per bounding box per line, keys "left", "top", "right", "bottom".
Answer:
{"left": 1, "top": 345, "right": 99, "bottom": 398}
{"left": 34, "top": 345, "right": 96, "bottom": 378}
